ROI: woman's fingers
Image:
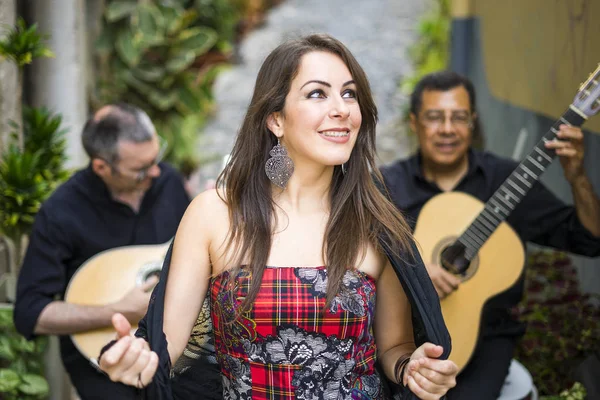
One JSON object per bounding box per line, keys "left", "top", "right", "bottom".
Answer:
{"left": 102, "top": 337, "right": 146, "bottom": 382}
{"left": 404, "top": 358, "right": 458, "bottom": 399}
{"left": 139, "top": 351, "right": 159, "bottom": 388}
{"left": 406, "top": 374, "right": 439, "bottom": 400}
{"left": 100, "top": 335, "right": 132, "bottom": 367}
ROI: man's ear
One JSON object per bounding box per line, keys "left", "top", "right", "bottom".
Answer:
{"left": 409, "top": 113, "right": 418, "bottom": 133}
{"left": 266, "top": 112, "right": 284, "bottom": 138}
{"left": 91, "top": 158, "right": 111, "bottom": 177}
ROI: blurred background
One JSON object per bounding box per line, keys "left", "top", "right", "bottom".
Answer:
{"left": 0, "top": 0, "right": 598, "bottom": 399}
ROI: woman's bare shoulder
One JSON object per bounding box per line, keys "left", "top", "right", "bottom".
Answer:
{"left": 184, "top": 188, "right": 229, "bottom": 225}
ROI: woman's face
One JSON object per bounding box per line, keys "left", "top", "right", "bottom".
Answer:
{"left": 269, "top": 51, "right": 362, "bottom": 169}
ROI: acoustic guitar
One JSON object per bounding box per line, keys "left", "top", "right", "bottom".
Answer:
{"left": 64, "top": 241, "right": 170, "bottom": 360}
{"left": 414, "top": 64, "right": 600, "bottom": 372}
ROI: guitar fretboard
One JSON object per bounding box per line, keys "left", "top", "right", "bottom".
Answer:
{"left": 457, "top": 106, "right": 586, "bottom": 261}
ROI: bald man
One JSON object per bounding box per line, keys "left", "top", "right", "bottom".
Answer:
{"left": 14, "top": 103, "right": 191, "bottom": 399}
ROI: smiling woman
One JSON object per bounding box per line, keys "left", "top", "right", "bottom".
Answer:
{"left": 266, "top": 51, "right": 361, "bottom": 175}
{"left": 98, "top": 34, "right": 457, "bottom": 400}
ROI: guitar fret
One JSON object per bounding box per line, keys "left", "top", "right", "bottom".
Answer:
{"left": 507, "top": 178, "right": 526, "bottom": 196}
{"left": 514, "top": 172, "right": 532, "bottom": 188}
{"left": 456, "top": 237, "right": 473, "bottom": 252}
{"left": 499, "top": 186, "right": 520, "bottom": 202}
{"left": 464, "top": 229, "right": 485, "bottom": 247}
{"left": 559, "top": 116, "right": 572, "bottom": 126}
{"left": 481, "top": 208, "right": 501, "bottom": 225}
{"left": 534, "top": 147, "right": 553, "bottom": 163}
{"left": 458, "top": 233, "right": 479, "bottom": 251}
{"left": 490, "top": 198, "right": 510, "bottom": 215}
{"left": 474, "top": 215, "right": 495, "bottom": 233}
{"left": 495, "top": 192, "right": 513, "bottom": 208}
{"left": 526, "top": 155, "right": 546, "bottom": 172}
{"left": 470, "top": 222, "right": 490, "bottom": 240}
{"left": 520, "top": 164, "right": 538, "bottom": 180}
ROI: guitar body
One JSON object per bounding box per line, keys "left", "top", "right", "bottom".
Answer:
{"left": 413, "top": 192, "right": 525, "bottom": 372}
{"left": 65, "top": 241, "right": 170, "bottom": 360}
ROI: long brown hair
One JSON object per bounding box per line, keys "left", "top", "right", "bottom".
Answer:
{"left": 216, "top": 33, "right": 414, "bottom": 309}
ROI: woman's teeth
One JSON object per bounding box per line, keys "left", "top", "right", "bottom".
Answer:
{"left": 321, "top": 131, "right": 349, "bottom": 137}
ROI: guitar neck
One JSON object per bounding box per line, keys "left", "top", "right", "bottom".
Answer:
{"left": 458, "top": 106, "right": 587, "bottom": 260}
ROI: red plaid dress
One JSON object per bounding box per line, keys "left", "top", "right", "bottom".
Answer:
{"left": 210, "top": 266, "right": 386, "bottom": 400}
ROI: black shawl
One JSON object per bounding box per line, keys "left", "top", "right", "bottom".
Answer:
{"left": 131, "top": 234, "right": 450, "bottom": 400}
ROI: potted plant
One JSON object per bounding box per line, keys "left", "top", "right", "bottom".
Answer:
{"left": 514, "top": 250, "right": 600, "bottom": 397}
{"left": 0, "top": 18, "right": 67, "bottom": 400}
{"left": 0, "top": 18, "right": 64, "bottom": 292}
{"left": 0, "top": 305, "right": 49, "bottom": 399}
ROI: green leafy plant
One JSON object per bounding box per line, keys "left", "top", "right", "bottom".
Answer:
{"left": 400, "top": 0, "right": 450, "bottom": 97}
{"left": 0, "top": 306, "right": 49, "bottom": 400}
{"left": 94, "top": 0, "right": 227, "bottom": 170}
{"left": 0, "top": 18, "right": 54, "bottom": 151}
{"left": 541, "top": 382, "right": 586, "bottom": 400}
{"left": 0, "top": 108, "right": 68, "bottom": 266}
{"left": 514, "top": 250, "right": 600, "bottom": 396}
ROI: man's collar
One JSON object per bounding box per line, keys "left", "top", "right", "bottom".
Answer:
{"left": 409, "top": 148, "right": 484, "bottom": 182}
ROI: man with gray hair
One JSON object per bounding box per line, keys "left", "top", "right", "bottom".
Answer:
{"left": 14, "top": 103, "right": 191, "bottom": 399}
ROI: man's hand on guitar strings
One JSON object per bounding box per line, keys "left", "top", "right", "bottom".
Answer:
{"left": 545, "top": 125, "right": 585, "bottom": 184}
{"left": 424, "top": 263, "right": 461, "bottom": 299}
{"left": 112, "top": 276, "right": 159, "bottom": 323}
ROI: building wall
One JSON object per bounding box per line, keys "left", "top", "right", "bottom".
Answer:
{"left": 0, "top": 0, "right": 18, "bottom": 152}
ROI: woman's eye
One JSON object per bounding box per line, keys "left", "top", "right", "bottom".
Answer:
{"left": 308, "top": 89, "right": 326, "bottom": 99}
{"left": 342, "top": 89, "right": 357, "bottom": 99}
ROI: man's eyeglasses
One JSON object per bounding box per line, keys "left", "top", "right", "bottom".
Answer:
{"left": 420, "top": 111, "right": 473, "bottom": 130}
{"left": 110, "top": 136, "right": 168, "bottom": 183}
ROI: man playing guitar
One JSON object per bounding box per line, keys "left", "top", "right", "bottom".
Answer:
{"left": 380, "top": 71, "right": 600, "bottom": 399}
{"left": 13, "top": 103, "right": 190, "bottom": 399}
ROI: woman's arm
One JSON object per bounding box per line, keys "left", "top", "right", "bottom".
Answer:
{"left": 163, "top": 191, "right": 220, "bottom": 365}
{"left": 375, "top": 261, "right": 416, "bottom": 383}
{"left": 375, "top": 260, "right": 458, "bottom": 399}
{"left": 100, "top": 189, "right": 222, "bottom": 386}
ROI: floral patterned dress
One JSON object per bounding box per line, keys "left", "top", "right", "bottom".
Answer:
{"left": 210, "top": 266, "right": 387, "bottom": 400}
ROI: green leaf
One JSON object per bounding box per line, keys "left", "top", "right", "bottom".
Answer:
{"left": 133, "top": 4, "right": 165, "bottom": 45}
{"left": 105, "top": 0, "right": 137, "bottom": 22}
{"left": 95, "top": 29, "right": 115, "bottom": 55}
{"left": 0, "top": 369, "right": 20, "bottom": 392}
{"left": 132, "top": 63, "right": 166, "bottom": 82}
{"left": 0, "top": 336, "right": 16, "bottom": 360}
{"left": 165, "top": 51, "right": 196, "bottom": 74}
{"left": 18, "top": 373, "right": 49, "bottom": 396}
{"left": 176, "top": 84, "right": 202, "bottom": 114}
{"left": 175, "top": 27, "right": 218, "bottom": 57}
{"left": 115, "top": 27, "right": 143, "bottom": 67}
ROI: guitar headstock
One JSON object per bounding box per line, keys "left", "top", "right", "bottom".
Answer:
{"left": 573, "top": 64, "right": 600, "bottom": 118}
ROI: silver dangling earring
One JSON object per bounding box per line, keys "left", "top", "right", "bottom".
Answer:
{"left": 341, "top": 163, "right": 347, "bottom": 175}
{"left": 265, "top": 138, "right": 294, "bottom": 188}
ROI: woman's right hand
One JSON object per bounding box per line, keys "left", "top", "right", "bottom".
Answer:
{"left": 99, "top": 313, "right": 159, "bottom": 389}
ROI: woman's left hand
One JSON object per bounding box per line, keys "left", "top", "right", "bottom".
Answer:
{"left": 403, "top": 342, "right": 458, "bottom": 400}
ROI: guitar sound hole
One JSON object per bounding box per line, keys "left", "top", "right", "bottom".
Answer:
{"left": 136, "top": 262, "right": 163, "bottom": 287}
{"left": 143, "top": 270, "right": 161, "bottom": 282}
{"left": 440, "top": 242, "right": 470, "bottom": 275}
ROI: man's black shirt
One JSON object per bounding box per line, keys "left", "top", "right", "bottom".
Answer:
{"left": 14, "top": 163, "right": 190, "bottom": 399}
{"left": 380, "top": 149, "right": 600, "bottom": 337}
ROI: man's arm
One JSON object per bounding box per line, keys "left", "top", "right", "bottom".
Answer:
{"left": 545, "top": 124, "right": 600, "bottom": 238}
{"left": 571, "top": 175, "right": 600, "bottom": 237}
{"left": 34, "top": 278, "right": 156, "bottom": 335}
{"left": 35, "top": 302, "right": 117, "bottom": 335}
{"left": 13, "top": 207, "right": 154, "bottom": 339}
